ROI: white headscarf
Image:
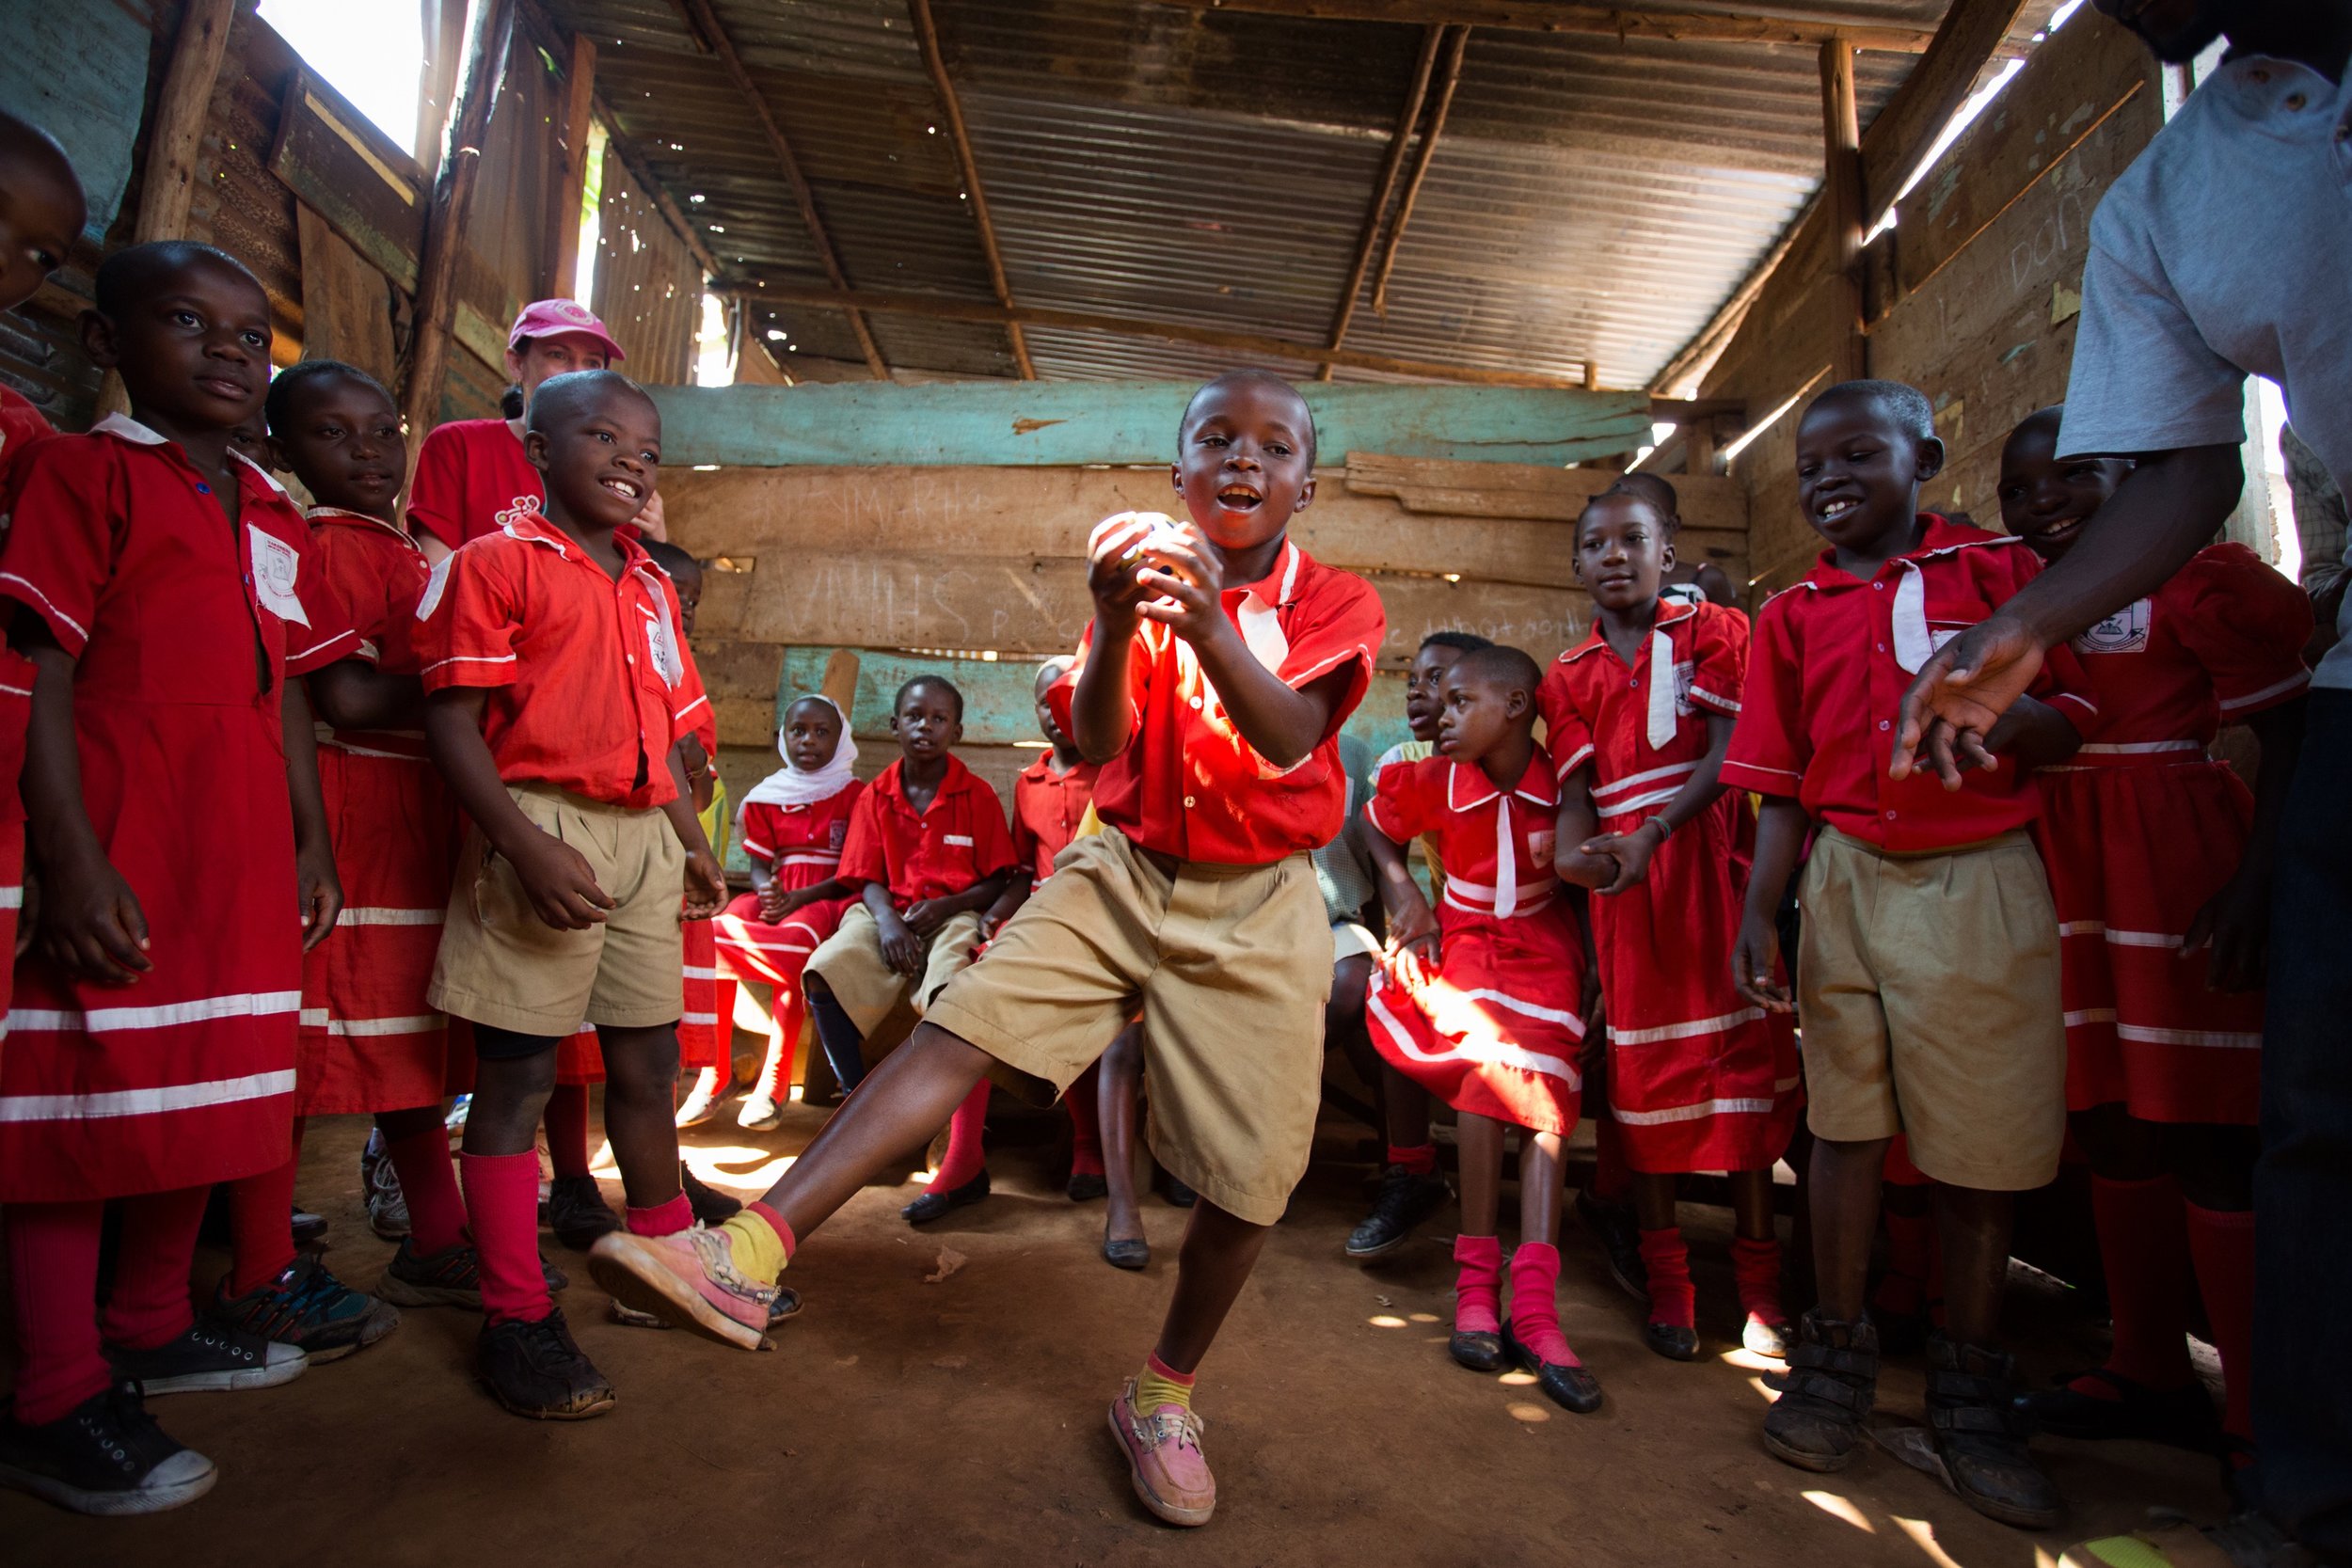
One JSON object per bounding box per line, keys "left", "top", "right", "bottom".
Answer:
{"left": 739, "top": 694, "right": 860, "bottom": 813}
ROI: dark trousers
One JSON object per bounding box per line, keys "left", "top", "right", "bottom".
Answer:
{"left": 2256, "top": 689, "right": 2352, "bottom": 1560}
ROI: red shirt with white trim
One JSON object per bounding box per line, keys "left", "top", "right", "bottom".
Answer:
{"left": 405, "top": 418, "right": 542, "bottom": 551}
{"left": 1010, "top": 755, "right": 1100, "bottom": 883}
{"left": 1539, "top": 598, "right": 1747, "bottom": 820}
{"left": 740, "top": 783, "right": 866, "bottom": 891}
{"left": 1367, "top": 749, "right": 1563, "bottom": 921}
{"left": 2058, "top": 542, "right": 2310, "bottom": 759}
{"left": 836, "top": 754, "right": 1019, "bottom": 905}
{"left": 413, "top": 511, "right": 708, "bottom": 809}
{"left": 309, "top": 507, "right": 434, "bottom": 760}
{"left": 1721, "top": 515, "right": 2095, "bottom": 851}
{"left": 1053, "top": 539, "right": 1384, "bottom": 865}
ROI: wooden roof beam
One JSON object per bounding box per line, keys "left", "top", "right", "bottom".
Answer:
{"left": 1368, "top": 24, "right": 1470, "bottom": 320}
{"left": 727, "top": 282, "right": 1593, "bottom": 388}
{"left": 907, "top": 0, "right": 1034, "bottom": 379}
{"left": 677, "top": 0, "right": 889, "bottom": 380}
{"left": 1153, "top": 1, "right": 1937, "bottom": 52}
{"left": 1317, "top": 24, "right": 1443, "bottom": 382}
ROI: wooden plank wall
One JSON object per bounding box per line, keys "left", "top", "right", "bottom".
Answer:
{"left": 1702, "top": 17, "right": 2164, "bottom": 599}
{"left": 591, "top": 141, "right": 700, "bottom": 388}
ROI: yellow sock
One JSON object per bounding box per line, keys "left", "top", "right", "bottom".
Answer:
{"left": 1136, "top": 1353, "right": 1196, "bottom": 1414}
{"left": 720, "top": 1203, "right": 791, "bottom": 1285}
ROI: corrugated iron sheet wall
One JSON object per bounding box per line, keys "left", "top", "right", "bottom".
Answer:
{"left": 593, "top": 140, "right": 701, "bottom": 385}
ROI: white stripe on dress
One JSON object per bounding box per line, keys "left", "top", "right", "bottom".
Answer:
{"left": 0, "top": 1069, "right": 297, "bottom": 1123}
{"left": 340, "top": 907, "right": 445, "bottom": 926}
{"left": 1608, "top": 1006, "right": 1767, "bottom": 1046}
{"left": 299, "top": 1010, "right": 443, "bottom": 1037}
{"left": 8, "top": 990, "right": 302, "bottom": 1035}
{"left": 1591, "top": 760, "right": 1697, "bottom": 800}
{"left": 1366, "top": 989, "right": 1583, "bottom": 1087}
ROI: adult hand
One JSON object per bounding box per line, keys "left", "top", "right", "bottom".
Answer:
{"left": 1891, "top": 613, "right": 2047, "bottom": 787}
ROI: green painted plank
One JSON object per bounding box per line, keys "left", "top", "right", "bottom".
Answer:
{"left": 648, "top": 382, "right": 1652, "bottom": 469}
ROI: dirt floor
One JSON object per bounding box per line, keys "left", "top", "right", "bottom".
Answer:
{"left": 4, "top": 1098, "right": 2227, "bottom": 1568}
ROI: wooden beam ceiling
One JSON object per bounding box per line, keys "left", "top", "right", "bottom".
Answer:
{"left": 1368, "top": 24, "right": 1470, "bottom": 320}
{"left": 908, "top": 0, "right": 1034, "bottom": 379}
{"left": 1149, "top": 0, "right": 1937, "bottom": 52}
{"left": 1318, "top": 24, "right": 1444, "bottom": 382}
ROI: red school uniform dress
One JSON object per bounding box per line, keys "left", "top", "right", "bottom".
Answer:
{"left": 299, "top": 507, "right": 459, "bottom": 1113}
{"left": 676, "top": 702, "right": 725, "bottom": 1076}
{"left": 0, "top": 384, "right": 60, "bottom": 1027}
{"left": 1540, "top": 599, "right": 1800, "bottom": 1172}
{"left": 1010, "top": 753, "right": 1100, "bottom": 884}
{"left": 0, "top": 417, "right": 359, "bottom": 1200}
{"left": 1361, "top": 749, "right": 1588, "bottom": 1135}
{"left": 2038, "top": 543, "right": 2310, "bottom": 1126}
{"left": 405, "top": 417, "right": 542, "bottom": 552}
{"left": 837, "top": 754, "right": 1020, "bottom": 911}
{"left": 715, "top": 779, "right": 867, "bottom": 991}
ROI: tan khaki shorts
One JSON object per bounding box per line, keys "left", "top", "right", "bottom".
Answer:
{"left": 804, "top": 903, "right": 983, "bottom": 1040}
{"left": 430, "top": 784, "right": 687, "bottom": 1036}
{"left": 926, "top": 829, "right": 1330, "bottom": 1226}
{"left": 1799, "top": 828, "right": 2064, "bottom": 1191}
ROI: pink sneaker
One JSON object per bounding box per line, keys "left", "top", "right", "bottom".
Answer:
{"left": 1106, "top": 1380, "right": 1216, "bottom": 1527}
{"left": 586, "top": 1228, "right": 774, "bottom": 1352}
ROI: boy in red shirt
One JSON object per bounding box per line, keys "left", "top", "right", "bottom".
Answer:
{"left": 801, "top": 673, "right": 1019, "bottom": 1224}
{"left": 1725, "top": 381, "right": 2090, "bottom": 1528}
{"left": 1998, "top": 406, "right": 2308, "bottom": 1481}
{"left": 594, "top": 370, "right": 1384, "bottom": 1528}
{"left": 1543, "top": 488, "right": 1799, "bottom": 1364}
{"left": 1364, "top": 645, "right": 1598, "bottom": 1414}
{"left": 0, "top": 243, "right": 358, "bottom": 1513}
{"left": 416, "top": 369, "right": 726, "bottom": 1420}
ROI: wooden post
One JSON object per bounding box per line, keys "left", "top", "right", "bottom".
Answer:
{"left": 1317, "top": 24, "right": 1442, "bottom": 381}
{"left": 1685, "top": 416, "right": 1718, "bottom": 477}
{"left": 417, "top": 0, "right": 470, "bottom": 180}
{"left": 1369, "top": 24, "right": 1470, "bottom": 319}
{"left": 546, "top": 32, "right": 598, "bottom": 301}
{"left": 1819, "top": 40, "right": 1867, "bottom": 385}
{"left": 135, "top": 0, "right": 238, "bottom": 245}
{"left": 907, "top": 0, "right": 1032, "bottom": 379}
{"left": 402, "top": 0, "right": 516, "bottom": 450}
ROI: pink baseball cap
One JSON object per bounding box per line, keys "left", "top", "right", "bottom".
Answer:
{"left": 507, "top": 298, "right": 627, "bottom": 363}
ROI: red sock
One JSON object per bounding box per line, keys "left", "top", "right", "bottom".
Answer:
{"left": 384, "top": 1120, "right": 469, "bottom": 1256}
{"left": 226, "top": 1117, "right": 306, "bottom": 1296}
{"left": 7, "top": 1200, "right": 112, "bottom": 1424}
{"left": 99, "top": 1186, "right": 208, "bottom": 1350}
{"left": 931, "top": 1079, "right": 990, "bottom": 1191}
{"left": 1875, "top": 1203, "right": 1933, "bottom": 1319}
{"left": 545, "top": 1083, "right": 594, "bottom": 1180}
{"left": 1067, "top": 1061, "right": 1104, "bottom": 1177}
{"left": 2076, "top": 1172, "right": 2195, "bottom": 1396}
{"left": 1732, "top": 1234, "right": 1787, "bottom": 1327}
{"left": 1389, "top": 1142, "right": 1438, "bottom": 1177}
{"left": 1639, "top": 1227, "right": 1696, "bottom": 1330}
{"left": 749, "top": 1201, "right": 796, "bottom": 1262}
{"left": 628, "top": 1192, "right": 693, "bottom": 1237}
{"left": 762, "top": 970, "right": 811, "bottom": 1100}
{"left": 1454, "top": 1233, "right": 1502, "bottom": 1335}
{"left": 2185, "top": 1203, "right": 2254, "bottom": 1445}
{"left": 461, "top": 1150, "right": 551, "bottom": 1325}
{"left": 1509, "top": 1242, "right": 1580, "bottom": 1366}
{"left": 1590, "top": 1113, "right": 1630, "bottom": 1204}
{"left": 713, "top": 977, "right": 739, "bottom": 1062}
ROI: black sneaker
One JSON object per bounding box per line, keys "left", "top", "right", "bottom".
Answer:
{"left": 546, "top": 1174, "right": 623, "bottom": 1251}
{"left": 207, "top": 1255, "right": 400, "bottom": 1361}
{"left": 1761, "top": 1311, "right": 1879, "bottom": 1472}
{"left": 681, "top": 1165, "right": 741, "bottom": 1227}
{"left": 290, "top": 1205, "right": 328, "bottom": 1246}
{"left": 107, "top": 1321, "right": 307, "bottom": 1397}
{"left": 476, "top": 1309, "right": 616, "bottom": 1420}
{"left": 1927, "top": 1335, "right": 2061, "bottom": 1530}
{"left": 1067, "top": 1172, "right": 1109, "bottom": 1203}
{"left": 1575, "top": 1189, "right": 1646, "bottom": 1302}
{"left": 1345, "top": 1166, "right": 1451, "bottom": 1259}
{"left": 377, "top": 1238, "right": 568, "bottom": 1308}
{"left": 360, "top": 1128, "right": 411, "bottom": 1241}
{"left": 0, "top": 1384, "right": 216, "bottom": 1515}
{"left": 902, "top": 1169, "right": 990, "bottom": 1225}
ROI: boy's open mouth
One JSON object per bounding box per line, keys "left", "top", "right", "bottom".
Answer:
{"left": 1816, "top": 496, "right": 1861, "bottom": 523}
{"left": 1216, "top": 483, "right": 1263, "bottom": 512}
{"left": 600, "top": 475, "right": 643, "bottom": 501}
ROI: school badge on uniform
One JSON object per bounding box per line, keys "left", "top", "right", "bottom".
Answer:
{"left": 2074, "top": 597, "right": 2152, "bottom": 655}
{"left": 247, "top": 524, "right": 310, "bottom": 626}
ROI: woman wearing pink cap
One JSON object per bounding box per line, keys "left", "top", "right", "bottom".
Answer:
{"left": 405, "top": 298, "right": 663, "bottom": 564}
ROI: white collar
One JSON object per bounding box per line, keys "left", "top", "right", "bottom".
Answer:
{"left": 91, "top": 412, "right": 290, "bottom": 496}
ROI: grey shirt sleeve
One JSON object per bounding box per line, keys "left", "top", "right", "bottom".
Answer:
{"left": 2057, "top": 197, "right": 2249, "bottom": 459}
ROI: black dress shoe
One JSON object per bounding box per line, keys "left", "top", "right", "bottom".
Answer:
{"left": 680, "top": 1165, "right": 741, "bottom": 1227}
{"left": 1503, "top": 1323, "right": 1603, "bottom": 1414}
{"left": 2014, "top": 1366, "right": 2219, "bottom": 1451}
{"left": 1102, "top": 1236, "right": 1150, "bottom": 1271}
{"left": 1160, "top": 1175, "right": 1197, "bottom": 1209}
{"left": 1067, "top": 1172, "right": 1109, "bottom": 1203}
{"left": 1449, "top": 1328, "right": 1504, "bottom": 1373}
{"left": 1645, "top": 1321, "right": 1701, "bottom": 1362}
{"left": 290, "top": 1206, "right": 329, "bottom": 1246}
{"left": 1344, "top": 1166, "right": 1451, "bottom": 1259}
{"left": 902, "top": 1170, "right": 990, "bottom": 1226}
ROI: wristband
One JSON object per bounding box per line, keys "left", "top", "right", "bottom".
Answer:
{"left": 1645, "top": 815, "right": 1675, "bottom": 842}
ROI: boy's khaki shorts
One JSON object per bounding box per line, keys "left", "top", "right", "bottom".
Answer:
{"left": 1798, "top": 827, "right": 2065, "bottom": 1191}
{"left": 804, "top": 903, "right": 984, "bottom": 1038}
{"left": 430, "top": 783, "right": 686, "bottom": 1037}
{"left": 926, "top": 829, "right": 1330, "bottom": 1227}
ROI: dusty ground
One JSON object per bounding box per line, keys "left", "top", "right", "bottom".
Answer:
{"left": 5, "top": 1099, "right": 2224, "bottom": 1568}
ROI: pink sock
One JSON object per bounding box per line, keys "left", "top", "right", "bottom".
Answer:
{"left": 1454, "top": 1233, "right": 1502, "bottom": 1336}
{"left": 1508, "top": 1242, "right": 1580, "bottom": 1366}
{"left": 545, "top": 1083, "right": 594, "bottom": 1180}
{"left": 99, "top": 1186, "right": 208, "bottom": 1350}
{"left": 2185, "top": 1203, "right": 2255, "bottom": 1445}
{"left": 2078, "top": 1173, "right": 2195, "bottom": 1395}
{"left": 384, "top": 1121, "right": 469, "bottom": 1256}
{"left": 7, "top": 1200, "right": 112, "bottom": 1424}
{"left": 1067, "top": 1061, "right": 1104, "bottom": 1177}
{"left": 628, "top": 1192, "right": 693, "bottom": 1237}
{"left": 1389, "top": 1142, "right": 1438, "bottom": 1177}
{"left": 931, "top": 1079, "right": 990, "bottom": 1191}
{"left": 1639, "top": 1227, "right": 1696, "bottom": 1330}
{"left": 1732, "top": 1235, "right": 1788, "bottom": 1327}
{"left": 461, "top": 1150, "right": 551, "bottom": 1325}
{"left": 226, "top": 1117, "right": 305, "bottom": 1296}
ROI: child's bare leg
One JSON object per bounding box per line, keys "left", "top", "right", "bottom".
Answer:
{"left": 1508, "top": 1129, "right": 1599, "bottom": 1407}
{"left": 1806, "top": 1133, "right": 1892, "bottom": 1322}
{"left": 1150, "top": 1200, "right": 1273, "bottom": 1374}
{"left": 1099, "top": 1023, "right": 1147, "bottom": 1253}
{"left": 597, "top": 1022, "right": 685, "bottom": 1212}
{"left": 1383, "top": 1069, "right": 1432, "bottom": 1152}
{"left": 1931, "top": 1182, "right": 2014, "bottom": 1348}
{"left": 1731, "top": 1167, "right": 1777, "bottom": 1240}
{"left": 1629, "top": 1169, "right": 1676, "bottom": 1232}
{"left": 462, "top": 1051, "right": 558, "bottom": 1157}
{"left": 1455, "top": 1111, "right": 1503, "bottom": 1238}
{"left": 1518, "top": 1128, "right": 1564, "bottom": 1247}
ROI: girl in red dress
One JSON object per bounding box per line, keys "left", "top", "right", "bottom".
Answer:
{"left": 1363, "top": 645, "right": 1600, "bottom": 1414}
{"left": 714, "top": 695, "right": 866, "bottom": 1130}
{"left": 1541, "top": 489, "right": 1801, "bottom": 1363}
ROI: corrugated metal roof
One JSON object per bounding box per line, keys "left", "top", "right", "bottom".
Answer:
{"left": 544, "top": 0, "right": 2056, "bottom": 390}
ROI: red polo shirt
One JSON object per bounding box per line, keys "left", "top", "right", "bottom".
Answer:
{"left": 405, "top": 418, "right": 544, "bottom": 552}
{"left": 1721, "top": 515, "right": 2096, "bottom": 851}
{"left": 836, "top": 754, "right": 1018, "bottom": 905}
{"left": 1010, "top": 755, "right": 1100, "bottom": 883}
{"left": 310, "top": 506, "right": 436, "bottom": 759}
{"left": 1054, "top": 538, "right": 1384, "bottom": 865}
{"left": 414, "top": 510, "right": 709, "bottom": 809}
